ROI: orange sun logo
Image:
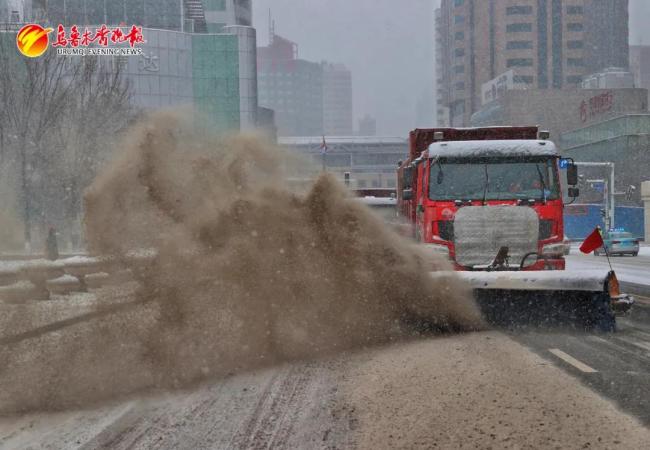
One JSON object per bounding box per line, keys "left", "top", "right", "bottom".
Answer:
{"left": 16, "top": 24, "right": 54, "bottom": 58}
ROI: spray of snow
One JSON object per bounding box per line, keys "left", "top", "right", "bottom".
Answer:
{"left": 0, "top": 112, "right": 482, "bottom": 414}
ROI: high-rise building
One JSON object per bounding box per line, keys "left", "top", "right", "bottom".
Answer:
{"left": 257, "top": 32, "right": 323, "bottom": 136}
{"left": 436, "top": 0, "right": 629, "bottom": 126}
{"left": 583, "top": 0, "right": 629, "bottom": 73}
{"left": 29, "top": 0, "right": 185, "bottom": 30}
{"left": 20, "top": 0, "right": 258, "bottom": 132}
{"left": 0, "top": 0, "right": 24, "bottom": 23}
{"left": 630, "top": 45, "right": 650, "bottom": 101}
{"left": 203, "top": 0, "right": 251, "bottom": 32}
{"left": 435, "top": 7, "right": 450, "bottom": 126}
{"left": 322, "top": 63, "right": 353, "bottom": 136}
{"left": 27, "top": 1, "right": 251, "bottom": 32}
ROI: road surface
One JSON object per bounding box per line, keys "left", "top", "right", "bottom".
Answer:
{"left": 1, "top": 271, "right": 650, "bottom": 448}
{"left": 566, "top": 245, "right": 650, "bottom": 295}
{"left": 1, "top": 331, "right": 650, "bottom": 449}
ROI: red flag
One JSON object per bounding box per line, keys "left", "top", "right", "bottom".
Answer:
{"left": 580, "top": 228, "right": 605, "bottom": 254}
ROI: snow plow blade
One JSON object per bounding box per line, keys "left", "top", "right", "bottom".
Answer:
{"left": 429, "top": 270, "right": 634, "bottom": 332}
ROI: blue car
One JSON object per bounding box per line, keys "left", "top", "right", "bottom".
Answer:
{"left": 594, "top": 230, "right": 640, "bottom": 257}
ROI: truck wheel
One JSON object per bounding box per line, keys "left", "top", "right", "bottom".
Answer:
{"left": 589, "top": 293, "right": 616, "bottom": 333}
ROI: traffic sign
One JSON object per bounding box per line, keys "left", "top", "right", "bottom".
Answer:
{"left": 559, "top": 159, "right": 570, "bottom": 170}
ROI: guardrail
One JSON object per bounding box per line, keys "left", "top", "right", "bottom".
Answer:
{"left": 0, "top": 253, "right": 154, "bottom": 304}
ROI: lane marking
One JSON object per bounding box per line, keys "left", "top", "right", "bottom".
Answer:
{"left": 548, "top": 349, "right": 598, "bottom": 373}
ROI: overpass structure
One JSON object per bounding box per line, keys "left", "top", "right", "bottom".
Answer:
{"left": 279, "top": 136, "right": 408, "bottom": 189}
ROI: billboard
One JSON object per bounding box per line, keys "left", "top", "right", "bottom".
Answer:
{"left": 481, "top": 70, "right": 526, "bottom": 105}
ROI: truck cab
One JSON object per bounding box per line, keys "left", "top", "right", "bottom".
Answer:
{"left": 398, "top": 128, "right": 579, "bottom": 271}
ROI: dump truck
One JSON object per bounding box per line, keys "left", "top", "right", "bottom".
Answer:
{"left": 397, "top": 127, "right": 633, "bottom": 331}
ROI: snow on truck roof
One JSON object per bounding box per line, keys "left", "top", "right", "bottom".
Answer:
{"left": 428, "top": 140, "right": 559, "bottom": 159}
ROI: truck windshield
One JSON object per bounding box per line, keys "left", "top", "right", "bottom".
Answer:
{"left": 428, "top": 158, "right": 560, "bottom": 201}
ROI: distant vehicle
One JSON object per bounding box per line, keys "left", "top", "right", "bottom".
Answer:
{"left": 594, "top": 230, "right": 640, "bottom": 257}
{"left": 563, "top": 235, "right": 571, "bottom": 255}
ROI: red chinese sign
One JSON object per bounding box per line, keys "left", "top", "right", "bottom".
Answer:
{"left": 579, "top": 91, "right": 614, "bottom": 123}
{"left": 52, "top": 24, "right": 145, "bottom": 48}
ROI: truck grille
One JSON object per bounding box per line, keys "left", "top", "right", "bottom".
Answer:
{"left": 454, "top": 206, "right": 539, "bottom": 268}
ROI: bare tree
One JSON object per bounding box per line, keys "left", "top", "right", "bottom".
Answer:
{"left": 0, "top": 35, "right": 132, "bottom": 251}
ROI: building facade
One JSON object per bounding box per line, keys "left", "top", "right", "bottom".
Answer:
{"left": 203, "top": 0, "right": 252, "bottom": 31}
{"left": 630, "top": 45, "right": 650, "bottom": 101}
{"left": 471, "top": 87, "right": 648, "bottom": 140}
{"left": 0, "top": 0, "right": 24, "bottom": 23}
{"left": 20, "top": 1, "right": 258, "bottom": 131}
{"left": 322, "top": 63, "right": 353, "bottom": 136}
{"left": 560, "top": 114, "right": 650, "bottom": 207}
{"left": 436, "top": 0, "right": 629, "bottom": 126}
{"left": 435, "top": 7, "right": 450, "bottom": 126}
{"left": 26, "top": 1, "right": 251, "bottom": 33}
{"left": 583, "top": 0, "right": 629, "bottom": 74}
{"left": 257, "top": 33, "right": 324, "bottom": 137}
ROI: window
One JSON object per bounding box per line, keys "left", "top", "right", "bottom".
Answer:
{"left": 454, "top": 0, "right": 465, "bottom": 6}
{"left": 567, "top": 22, "right": 583, "bottom": 31}
{"left": 567, "top": 6, "right": 583, "bottom": 14}
{"left": 515, "top": 75, "right": 534, "bottom": 84}
{"left": 506, "top": 6, "right": 533, "bottom": 15}
{"left": 428, "top": 159, "right": 560, "bottom": 201}
{"left": 567, "top": 40, "right": 584, "bottom": 49}
{"left": 454, "top": 15, "right": 465, "bottom": 24}
{"left": 454, "top": 65, "right": 465, "bottom": 74}
{"left": 507, "top": 40, "right": 533, "bottom": 50}
{"left": 567, "top": 58, "right": 584, "bottom": 66}
{"left": 455, "top": 81, "right": 465, "bottom": 90}
{"left": 454, "top": 48, "right": 465, "bottom": 57}
{"left": 204, "top": 0, "right": 227, "bottom": 11}
{"left": 455, "top": 31, "right": 465, "bottom": 40}
{"left": 507, "top": 58, "right": 533, "bottom": 67}
{"left": 506, "top": 23, "right": 533, "bottom": 32}
{"left": 566, "top": 75, "right": 583, "bottom": 84}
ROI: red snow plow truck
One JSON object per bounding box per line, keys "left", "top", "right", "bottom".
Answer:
{"left": 397, "top": 127, "right": 633, "bottom": 331}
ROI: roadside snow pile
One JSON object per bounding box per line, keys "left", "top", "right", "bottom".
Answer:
{"left": 0, "top": 112, "right": 482, "bottom": 414}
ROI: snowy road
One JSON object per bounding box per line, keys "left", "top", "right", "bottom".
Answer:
{"left": 566, "top": 245, "right": 650, "bottom": 294}
{"left": 2, "top": 332, "right": 650, "bottom": 449}
{"left": 1, "top": 282, "right": 650, "bottom": 448}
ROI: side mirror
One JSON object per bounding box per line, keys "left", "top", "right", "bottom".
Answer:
{"left": 402, "top": 189, "right": 413, "bottom": 201}
{"left": 567, "top": 164, "right": 579, "bottom": 186}
{"left": 568, "top": 187, "right": 580, "bottom": 198}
